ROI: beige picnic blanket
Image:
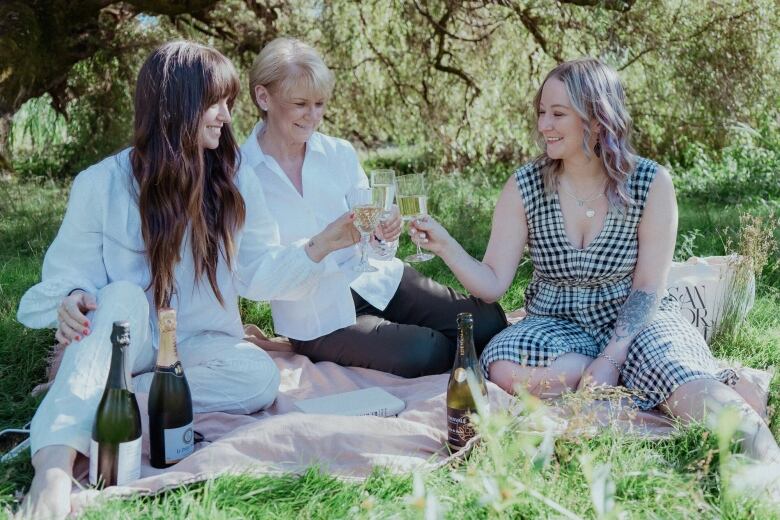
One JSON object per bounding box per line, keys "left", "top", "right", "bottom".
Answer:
{"left": 67, "top": 348, "right": 772, "bottom": 511}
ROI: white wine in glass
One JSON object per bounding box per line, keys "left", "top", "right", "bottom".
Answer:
{"left": 353, "top": 204, "right": 383, "bottom": 234}
{"left": 397, "top": 195, "right": 427, "bottom": 220}
{"left": 347, "top": 187, "right": 381, "bottom": 272}
{"left": 395, "top": 174, "right": 434, "bottom": 263}
{"left": 369, "top": 169, "right": 397, "bottom": 259}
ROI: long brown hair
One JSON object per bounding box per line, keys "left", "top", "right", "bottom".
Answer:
{"left": 130, "top": 41, "right": 245, "bottom": 308}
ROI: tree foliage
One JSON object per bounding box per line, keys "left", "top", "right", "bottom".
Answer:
{"left": 5, "top": 0, "right": 780, "bottom": 178}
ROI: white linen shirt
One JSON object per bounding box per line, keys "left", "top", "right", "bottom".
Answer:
{"left": 17, "top": 148, "right": 329, "bottom": 348}
{"left": 240, "top": 123, "right": 404, "bottom": 341}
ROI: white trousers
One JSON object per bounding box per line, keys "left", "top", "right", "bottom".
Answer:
{"left": 30, "top": 281, "right": 280, "bottom": 456}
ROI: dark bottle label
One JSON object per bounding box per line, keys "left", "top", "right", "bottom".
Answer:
{"left": 447, "top": 406, "right": 476, "bottom": 450}
{"left": 156, "top": 361, "right": 184, "bottom": 376}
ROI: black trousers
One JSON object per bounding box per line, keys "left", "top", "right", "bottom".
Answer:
{"left": 290, "top": 265, "right": 508, "bottom": 378}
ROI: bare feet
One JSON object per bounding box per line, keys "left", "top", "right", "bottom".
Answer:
{"left": 732, "top": 369, "right": 769, "bottom": 423}
{"left": 727, "top": 458, "right": 780, "bottom": 507}
{"left": 243, "top": 323, "right": 294, "bottom": 353}
{"left": 18, "top": 446, "right": 76, "bottom": 519}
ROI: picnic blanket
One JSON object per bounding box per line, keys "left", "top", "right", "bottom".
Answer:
{"left": 66, "top": 348, "right": 773, "bottom": 512}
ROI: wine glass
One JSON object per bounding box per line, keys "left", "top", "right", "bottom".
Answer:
{"left": 347, "top": 187, "right": 382, "bottom": 272}
{"left": 395, "top": 173, "right": 435, "bottom": 263}
{"left": 369, "top": 169, "right": 397, "bottom": 259}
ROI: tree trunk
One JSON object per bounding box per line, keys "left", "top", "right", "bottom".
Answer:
{"left": 0, "top": 1, "right": 222, "bottom": 169}
{"left": 0, "top": 113, "right": 12, "bottom": 178}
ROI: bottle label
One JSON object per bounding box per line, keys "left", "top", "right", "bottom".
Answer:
{"left": 89, "top": 440, "right": 98, "bottom": 486}
{"left": 164, "top": 422, "right": 195, "bottom": 464}
{"left": 89, "top": 437, "right": 142, "bottom": 486}
{"left": 156, "top": 361, "right": 184, "bottom": 376}
{"left": 447, "top": 407, "right": 476, "bottom": 450}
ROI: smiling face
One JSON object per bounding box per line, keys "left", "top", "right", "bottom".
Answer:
{"left": 198, "top": 97, "right": 232, "bottom": 150}
{"left": 537, "top": 78, "right": 596, "bottom": 162}
{"left": 255, "top": 81, "right": 326, "bottom": 145}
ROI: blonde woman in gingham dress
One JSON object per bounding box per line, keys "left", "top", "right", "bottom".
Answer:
{"left": 411, "top": 58, "right": 780, "bottom": 483}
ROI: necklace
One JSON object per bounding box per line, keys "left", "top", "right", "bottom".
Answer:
{"left": 558, "top": 180, "right": 606, "bottom": 219}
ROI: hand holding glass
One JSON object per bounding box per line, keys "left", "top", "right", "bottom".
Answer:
{"left": 396, "top": 173, "right": 435, "bottom": 263}
{"left": 347, "top": 187, "right": 382, "bottom": 272}
{"left": 369, "top": 169, "right": 397, "bottom": 259}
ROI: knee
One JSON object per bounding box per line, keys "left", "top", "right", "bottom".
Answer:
{"left": 97, "top": 281, "right": 146, "bottom": 304}
{"left": 396, "top": 331, "right": 453, "bottom": 378}
{"left": 488, "top": 361, "right": 517, "bottom": 394}
{"left": 221, "top": 349, "right": 280, "bottom": 414}
{"left": 96, "top": 282, "right": 149, "bottom": 321}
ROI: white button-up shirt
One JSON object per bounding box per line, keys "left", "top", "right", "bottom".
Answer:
{"left": 17, "top": 148, "right": 330, "bottom": 347}
{"left": 240, "top": 123, "right": 404, "bottom": 341}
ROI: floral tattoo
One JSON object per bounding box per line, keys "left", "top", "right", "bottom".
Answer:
{"left": 613, "top": 289, "right": 658, "bottom": 342}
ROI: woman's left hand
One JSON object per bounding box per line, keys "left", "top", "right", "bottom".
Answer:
{"left": 578, "top": 356, "right": 620, "bottom": 390}
{"left": 375, "top": 205, "right": 402, "bottom": 242}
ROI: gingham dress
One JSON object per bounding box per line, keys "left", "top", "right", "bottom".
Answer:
{"left": 480, "top": 157, "right": 737, "bottom": 410}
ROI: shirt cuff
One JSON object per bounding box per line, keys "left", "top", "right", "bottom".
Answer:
{"left": 18, "top": 278, "right": 98, "bottom": 329}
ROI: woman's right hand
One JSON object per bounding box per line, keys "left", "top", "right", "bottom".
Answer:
{"left": 408, "top": 216, "right": 456, "bottom": 257}
{"left": 306, "top": 211, "right": 361, "bottom": 262}
{"left": 56, "top": 290, "right": 97, "bottom": 345}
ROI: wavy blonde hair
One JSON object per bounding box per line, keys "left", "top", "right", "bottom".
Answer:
{"left": 249, "top": 37, "right": 335, "bottom": 118}
{"left": 533, "top": 58, "right": 636, "bottom": 208}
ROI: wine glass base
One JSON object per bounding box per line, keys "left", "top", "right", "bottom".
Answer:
{"left": 353, "top": 263, "right": 379, "bottom": 272}
{"left": 404, "top": 252, "right": 435, "bottom": 263}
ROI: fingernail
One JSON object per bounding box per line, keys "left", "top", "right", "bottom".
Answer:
{"left": 75, "top": 336, "right": 81, "bottom": 341}
{"left": 83, "top": 321, "right": 89, "bottom": 327}
{"left": 83, "top": 329, "right": 89, "bottom": 335}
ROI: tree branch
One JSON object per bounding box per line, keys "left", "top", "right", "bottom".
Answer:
{"left": 413, "top": 1, "right": 481, "bottom": 103}
{"left": 497, "top": 1, "right": 563, "bottom": 62}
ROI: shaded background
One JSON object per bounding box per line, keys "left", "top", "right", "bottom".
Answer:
{"left": 2, "top": 0, "right": 779, "bottom": 187}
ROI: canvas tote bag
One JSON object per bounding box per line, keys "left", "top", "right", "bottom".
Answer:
{"left": 666, "top": 255, "right": 755, "bottom": 343}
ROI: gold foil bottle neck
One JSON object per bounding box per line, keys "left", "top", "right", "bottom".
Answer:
{"left": 158, "top": 307, "right": 177, "bottom": 333}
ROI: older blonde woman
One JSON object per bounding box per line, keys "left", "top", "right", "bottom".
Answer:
{"left": 411, "top": 58, "right": 780, "bottom": 484}
{"left": 239, "top": 37, "right": 507, "bottom": 378}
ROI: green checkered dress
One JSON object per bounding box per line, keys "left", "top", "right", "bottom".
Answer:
{"left": 480, "top": 157, "right": 737, "bottom": 409}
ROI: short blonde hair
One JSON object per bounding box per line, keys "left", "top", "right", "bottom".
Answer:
{"left": 249, "top": 37, "right": 335, "bottom": 117}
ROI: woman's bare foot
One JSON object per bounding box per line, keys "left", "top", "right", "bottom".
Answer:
{"left": 731, "top": 369, "right": 769, "bottom": 422}
{"left": 243, "top": 323, "right": 294, "bottom": 353}
{"left": 18, "top": 446, "right": 76, "bottom": 519}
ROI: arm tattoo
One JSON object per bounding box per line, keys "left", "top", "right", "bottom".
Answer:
{"left": 613, "top": 289, "right": 658, "bottom": 342}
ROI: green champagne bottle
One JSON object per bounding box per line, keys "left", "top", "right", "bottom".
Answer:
{"left": 89, "top": 321, "right": 142, "bottom": 487}
{"left": 149, "top": 308, "right": 194, "bottom": 468}
{"left": 446, "top": 312, "right": 488, "bottom": 451}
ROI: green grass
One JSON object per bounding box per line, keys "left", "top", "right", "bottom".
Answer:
{"left": 1, "top": 164, "right": 779, "bottom": 518}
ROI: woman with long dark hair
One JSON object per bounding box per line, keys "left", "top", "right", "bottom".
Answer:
{"left": 16, "top": 41, "right": 357, "bottom": 518}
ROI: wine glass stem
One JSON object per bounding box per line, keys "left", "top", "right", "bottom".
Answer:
{"left": 415, "top": 214, "right": 424, "bottom": 257}
{"left": 360, "top": 231, "right": 371, "bottom": 266}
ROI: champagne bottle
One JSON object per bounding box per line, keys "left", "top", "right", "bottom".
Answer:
{"left": 89, "top": 321, "right": 142, "bottom": 487}
{"left": 446, "top": 312, "right": 488, "bottom": 451}
{"left": 148, "top": 308, "right": 194, "bottom": 468}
